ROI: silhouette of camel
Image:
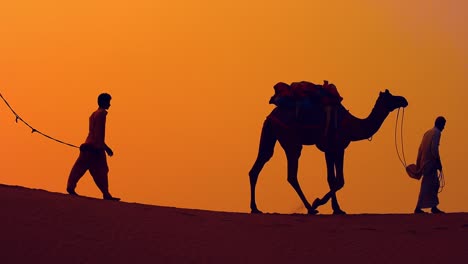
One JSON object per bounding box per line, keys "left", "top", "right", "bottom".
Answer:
{"left": 249, "top": 89, "right": 408, "bottom": 215}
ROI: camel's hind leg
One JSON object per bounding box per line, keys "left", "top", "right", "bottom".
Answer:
{"left": 249, "top": 119, "right": 276, "bottom": 214}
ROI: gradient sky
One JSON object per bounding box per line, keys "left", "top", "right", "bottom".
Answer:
{"left": 0, "top": 0, "right": 466, "bottom": 214}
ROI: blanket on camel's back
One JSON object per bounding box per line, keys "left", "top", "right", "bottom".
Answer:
{"left": 269, "top": 81, "right": 321, "bottom": 107}
{"left": 268, "top": 81, "right": 343, "bottom": 127}
{"left": 269, "top": 81, "right": 343, "bottom": 107}
{"left": 267, "top": 105, "right": 324, "bottom": 129}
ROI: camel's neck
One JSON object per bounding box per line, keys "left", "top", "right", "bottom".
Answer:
{"left": 343, "top": 100, "right": 390, "bottom": 141}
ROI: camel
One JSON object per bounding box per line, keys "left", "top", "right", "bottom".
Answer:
{"left": 248, "top": 89, "right": 408, "bottom": 215}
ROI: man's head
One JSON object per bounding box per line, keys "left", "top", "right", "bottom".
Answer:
{"left": 435, "top": 116, "right": 446, "bottom": 131}
{"left": 98, "top": 93, "right": 112, "bottom": 110}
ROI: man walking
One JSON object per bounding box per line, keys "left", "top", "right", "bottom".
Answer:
{"left": 66, "top": 93, "right": 120, "bottom": 201}
{"left": 414, "top": 116, "right": 446, "bottom": 214}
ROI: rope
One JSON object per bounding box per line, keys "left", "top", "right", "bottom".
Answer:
{"left": 0, "top": 92, "right": 79, "bottom": 148}
{"left": 394, "top": 108, "right": 407, "bottom": 168}
{"left": 400, "top": 108, "right": 407, "bottom": 165}
{"left": 438, "top": 170, "right": 445, "bottom": 193}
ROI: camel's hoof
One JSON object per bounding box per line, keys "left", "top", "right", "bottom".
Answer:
{"left": 308, "top": 208, "right": 319, "bottom": 215}
{"left": 251, "top": 209, "right": 263, "bottom": 214}
{"left": 333, "top": 209, "right": 347, "bottom": 215}
{"left": 311, "top": 198, "right": 322, "bottom": 209}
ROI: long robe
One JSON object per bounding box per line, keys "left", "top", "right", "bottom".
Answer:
{"left": 415, "top": 127, "right": 442, "bottom": 208}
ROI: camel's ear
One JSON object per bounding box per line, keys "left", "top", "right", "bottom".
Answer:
{"left": 385, "top": 89, "right": 390, "bottom": 94}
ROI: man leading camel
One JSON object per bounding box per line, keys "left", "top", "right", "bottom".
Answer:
{"left": 66, "top": 93, "right": 120, "bottom": 201}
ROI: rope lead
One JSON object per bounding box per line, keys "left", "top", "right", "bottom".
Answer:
{"left": 394, "top": 108, "right": 445, "bottom": 193}
{"left": 394, "top": 108, "right": 407, "bottom": 167}
{"left": 0, "top": 92, "right": 79, "bottom": 149}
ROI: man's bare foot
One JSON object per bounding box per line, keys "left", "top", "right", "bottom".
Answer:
{"left": 251, "top": 209, "right": 263, "bottom": 214}
{"left": 414, "top": 208, "right": 426, "bottom": 214}
{"left": 67, "top": 188, "right": 79, "bottom": 196}
{"left": 431, "top": 207, "right": 445, "bottom": 214}
{"left": 103, "top": 195, "right": 120, "bottom": 201}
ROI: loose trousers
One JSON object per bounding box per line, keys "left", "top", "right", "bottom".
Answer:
{"left": 67, "top": 146, "right": 110, "bottom": 196}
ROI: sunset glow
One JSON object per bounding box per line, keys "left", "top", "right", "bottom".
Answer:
{"left": 1, "top": 0, "right": 466, "bottom": 214}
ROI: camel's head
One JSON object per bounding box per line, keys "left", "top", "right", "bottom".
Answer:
{"left": 378, "top": 89, "right": 408, "bottom": 112}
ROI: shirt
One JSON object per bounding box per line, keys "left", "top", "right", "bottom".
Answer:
{"left": 417, "top": 127, "right": 442, "bottom": 171}
{"left": 84, "top": 108, "right": 107, "bottom": 150}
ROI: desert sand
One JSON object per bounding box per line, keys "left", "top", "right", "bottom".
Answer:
{"left": 0, "top": 184, "right": 466, "bottom": 263}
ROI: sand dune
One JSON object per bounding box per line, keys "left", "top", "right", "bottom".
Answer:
{"left": 0, "top": 184, "right": 466, "bottom": 263}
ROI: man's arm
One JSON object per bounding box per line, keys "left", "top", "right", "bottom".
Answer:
{"left": 431, "top": 131, "right": 442, "bottom": 170}
{"left": 97, "top": 111, "right": 113, "bottom": 157}
{"left": 105, "top": 144, "right": 114, "bottom": 157}
{"left": 94, "top": 111, "right": 107, "bottom": 149}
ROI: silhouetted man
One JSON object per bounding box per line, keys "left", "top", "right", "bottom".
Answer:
{"left": 414, "top": 116, "right": 446, "bottom": 214}
{"left": 66, "top": 93, "right": 120, "bottom": 201}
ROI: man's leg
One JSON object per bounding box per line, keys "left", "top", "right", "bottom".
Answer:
{"left": 414, "top": 207, "right": 425, "bottom": 214}
{"left": 67, "top": 151, "right": 90, "bottom": 195}
{"left": 416, "top": 165, "right": 440, "bottom": 212}
{"left": 414, "top": 177, "right": 426, "bottom": 213}
{"left": 89, "top": 151, "right": 120, "bottom": 201}
{"left": 431, "top": 170, "right": 443, "bottom": 213}
{"left": 431, "top": 206, "right": 444, "bottom": 214}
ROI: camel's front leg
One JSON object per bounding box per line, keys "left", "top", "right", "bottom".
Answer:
{"left": 311, "top": 150, "right": 346, "bottom": 214}
{"left": 285, "top": 146, "right": 318, "bottom": 215}
{"left": 330, "top": 150, "right": 346, "bottom": 214}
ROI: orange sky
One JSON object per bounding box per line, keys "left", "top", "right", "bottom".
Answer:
{"left": 0, "top": 0, "right": 466, "bottom": 214}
